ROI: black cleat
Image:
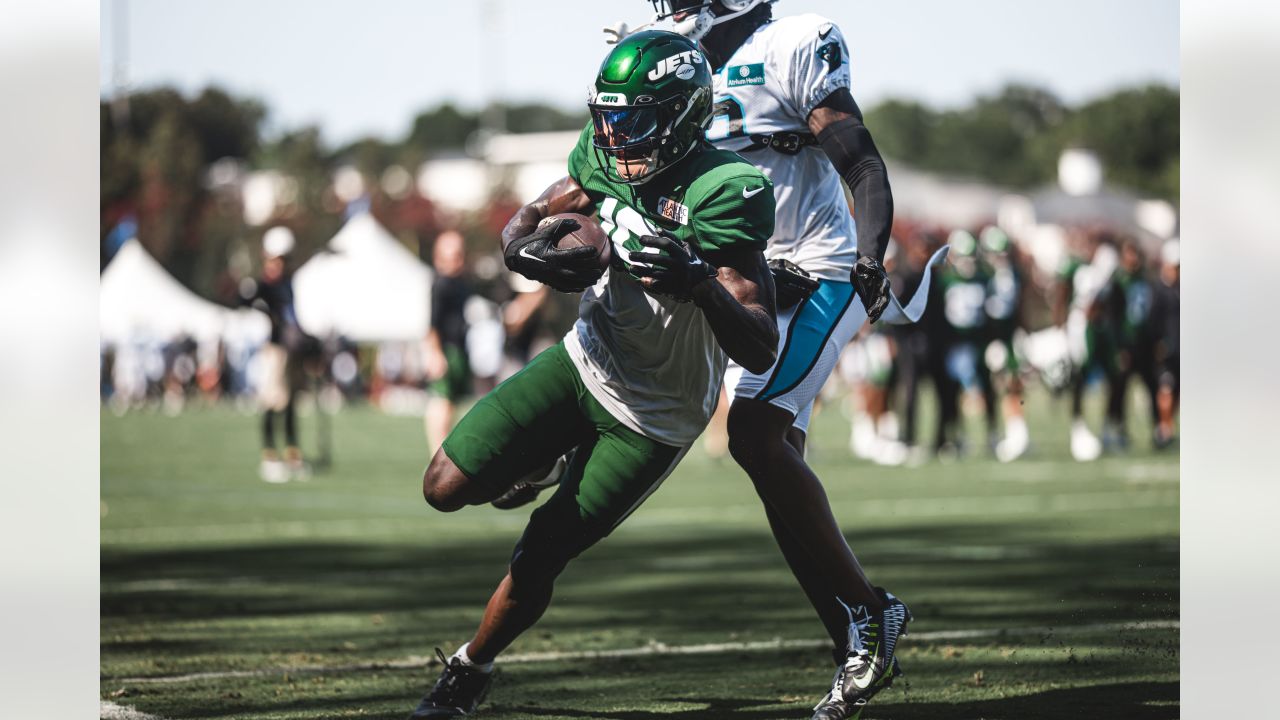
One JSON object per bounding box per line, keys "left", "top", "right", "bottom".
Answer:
{"left": 811, "top": 658, "right": 902, "bottom": 719}
{"left": 491, "top": 455, "right": 567, "bottom": 510}
{"left": 407, "top": 648, "right": 495, "bottom": 718}
{"left": 812, "top": 588, "right": 911, "bottom": 718}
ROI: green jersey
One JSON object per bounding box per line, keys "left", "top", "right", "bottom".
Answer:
{"left": 940, "top": 264, "right": 992, "bottom": 337}
{"left": 563, "top": 124, "right": 775, "bottom": 446}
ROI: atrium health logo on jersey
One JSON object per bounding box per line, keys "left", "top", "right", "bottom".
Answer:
{"left": 726, "top": 63, "right": 765, "bottom": 87}
{"left": 647, "top": 50, "right": 704, "bottom": 81}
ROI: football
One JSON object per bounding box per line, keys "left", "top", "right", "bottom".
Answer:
{"left": 543, "top": 212, "right": 611, "bottom": 270}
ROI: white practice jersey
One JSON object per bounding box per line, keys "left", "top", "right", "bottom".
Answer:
{"left": 706, "top": 14, "right": 859, "bottom": 282}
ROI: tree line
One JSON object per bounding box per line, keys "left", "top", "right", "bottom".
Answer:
{"left": 100, "top": 82, "right": 1177, "bottom": 296}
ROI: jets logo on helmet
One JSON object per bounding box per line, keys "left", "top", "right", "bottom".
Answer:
{"left": 588, "top": 31, "right": 713, "bottom": 185}
{"left": 647, "top": 49, "right": 705, "bottom": 81}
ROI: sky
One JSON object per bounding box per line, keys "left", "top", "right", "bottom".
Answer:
{"left": 100, "top": 0, "right": 1179, "bottom": 146}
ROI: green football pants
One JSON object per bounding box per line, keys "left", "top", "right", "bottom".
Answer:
{"left": 441, "top": 342, "right": 687, "bottom": 579}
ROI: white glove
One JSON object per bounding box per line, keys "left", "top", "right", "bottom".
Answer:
{"left": 603, "top": 20, "right": 631, "bottom": 44}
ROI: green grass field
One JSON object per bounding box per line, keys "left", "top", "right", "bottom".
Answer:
{"left": 101, "top": 387, "right": 1178, "bottom": 719}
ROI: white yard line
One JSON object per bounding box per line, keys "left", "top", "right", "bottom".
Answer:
{"left": 107, "top": 619, "right": 1178, "bottom": 686}
{"left": 100, "top": 701, "right": 172, "bottom": 720}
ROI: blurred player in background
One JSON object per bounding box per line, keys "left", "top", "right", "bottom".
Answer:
{"left": 893, "top": 228, "right": 948, "bottom": 459}
{"left": 606, "top": 3, "right": 916, "bottom": 717}
{"left": 1152, "top": 238, "right": 1179, "bottom": 448}
{"left": 1101, "top": 236, "right": 1158, "bottom": 451}
{"left": 980, "top": 226, "right": 1030, "bottom": 462}
{"left": 408, "top": 32, "right": 779, "bottom": 718}
{"left": 241, "top": 226, "right": 308, "bottom": 482}
{"left": 938, "top": 229, "right": 997, "bottom": 455}
{"left": 1055, "top": 231, "right": 1115, "bottom": 461}
{"left": 423, "top": 230, "right": 474, "bottom": 455}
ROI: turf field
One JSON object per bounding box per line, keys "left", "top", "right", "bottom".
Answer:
{"left": 101, "top": 387, "right": 1178, "bottom": 719}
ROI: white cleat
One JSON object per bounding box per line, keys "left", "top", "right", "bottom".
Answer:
{"left": 1069, "top": 420, "right": 1102, "bottom": 462}
{"left": 259, "top": 459, "right": 289, "bottom": 483}
{"left": 996, "top": 419, "right": 1029, "bottom": 463}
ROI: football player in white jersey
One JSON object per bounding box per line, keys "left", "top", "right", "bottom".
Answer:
{"left": 613, "top": 3, "right": 916, "bottom": 718}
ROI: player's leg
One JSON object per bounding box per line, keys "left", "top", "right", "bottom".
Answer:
{"left": 258, "top": 342, "right": 289, "bottom": 482}
{"left": 977, "top": 349, "right": 997, "bottom": 449}
{"left": 465, "top": 419, "right": 685, "bottom": 664}
{"left": 726, "top": 281, "right": 910, "bottom": 713}
{"left": 1104, "top": 347, "right": 1131, "bottom": 451}
{"left": 995, "top": 343, "right": 1029, "bottom": 463}
{"left": 934, "top": 346, "right": 960, "bottom": 453}
{"left": 777, "top": 426, "right": 867, "bottom": 651}
{"left": 410, "top": 344, "right": 593, "bottom": 718}
{"left": 1136, "top": 342, "right": 1163, "bottom": 447}
{"left": 727, "top": 282, "right": 879, "bottom": 607}
{"left": 424, "top": 345, "right": 470, "bottom": 455}
{"left": 732, "top": 397, "right": 879, "bottom": 603}
{"left": 421, "top": 343, "right": 586, "bottom": 512}
{"left": 1155, "top": 353, "right": 1179, "bottom": 447}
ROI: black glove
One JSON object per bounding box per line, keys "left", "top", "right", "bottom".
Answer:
{"left": 504, "top": 217, "right": 603, "bottom": 293}
{"left": 768, "top": 258, "right": 820, "bottom": 310}
{"left": 851, "top": 254, "right": 891, "bottom": 323}
{"left": 629, "top": 233, "right": 718, "bottom": 302}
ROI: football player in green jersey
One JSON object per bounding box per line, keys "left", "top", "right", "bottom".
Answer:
{"left": 406, "top": 31, "right": 778, "bottom": 718}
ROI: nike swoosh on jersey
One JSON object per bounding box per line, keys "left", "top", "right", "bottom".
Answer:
{"left": 518, "top": 246, "right": 546, "bottom": 262}
{"left": 742, "top": 186, "right": 766, "bottom": 199}
{"left": 819, "top": 24, "right": 834, "bottom": 39}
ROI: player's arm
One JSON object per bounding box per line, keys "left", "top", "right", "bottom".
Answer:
{"left": 692, "top": 249, "right": 779, "bottom": 375}
{"left": 809, "top": 88, "right": 895, "bottom": 322}
{"left": 632, "top": 236, "right": 778, "bottom": 374}
{"left": 501, "top": 176, "right": 602, "bottom": 292}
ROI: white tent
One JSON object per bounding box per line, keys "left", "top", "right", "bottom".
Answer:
{"left": 292, "top": 212, "right": 433, "bottom": 342}
{"left": 100, "top": 239, "right": 270, "bottom": 347}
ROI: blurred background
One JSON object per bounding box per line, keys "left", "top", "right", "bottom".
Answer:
{"left": 98, "top": 0, "right": 1179, "bottom": 467}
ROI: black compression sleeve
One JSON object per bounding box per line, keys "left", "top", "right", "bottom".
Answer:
{"left": 816, "top": 115, "right": 894, "bottom": 263}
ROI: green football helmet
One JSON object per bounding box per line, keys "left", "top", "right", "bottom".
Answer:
{"left": 589, "top": 30, "right": 713, "bottom": 184}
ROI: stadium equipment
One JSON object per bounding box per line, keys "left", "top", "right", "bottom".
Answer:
{"left": 813, "top": 589, "right": 911, "bottom": 717}
{"left": 407, "top": 649, "right": 496, "bottom": 719}
{"left": 541, "top": 213, "right": 612, "bottom": 271}
{"left": 588, "top": 31, "right": 713, "bottom": 184}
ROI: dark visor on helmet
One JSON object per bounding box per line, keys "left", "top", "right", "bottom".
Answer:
{"left": 590, "top": 105, "right": 660, "bottom": 155}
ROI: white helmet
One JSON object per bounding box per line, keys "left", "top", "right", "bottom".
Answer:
{"left": 651, "top": 0, "right": 774, "bottom": 44}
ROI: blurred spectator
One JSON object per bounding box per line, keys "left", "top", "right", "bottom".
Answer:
{"left": 240, "top": 226, "right": 308, "bottom": 482}
{"left": 424, "top": 230, "right": 475, "bottom": 453}
{"left": 501, "top": 272, "right": 552, "bottom": 372}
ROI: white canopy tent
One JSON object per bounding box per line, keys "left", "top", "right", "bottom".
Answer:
{"left": 100, "top": 238, "right": 270, "bottom": 347}
{"left": 292, "top": 212, "right": 433, "bottom": 342}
